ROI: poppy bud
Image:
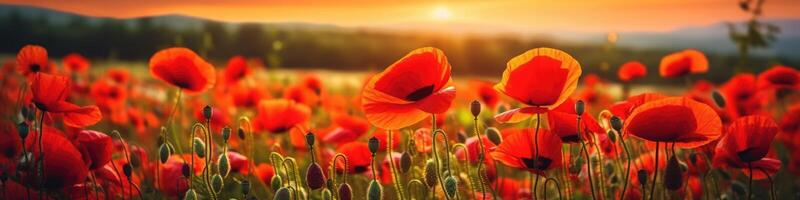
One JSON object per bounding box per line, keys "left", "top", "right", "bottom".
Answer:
{"left": 203, "top": 105, "right": 213, "bottom": 121}
{"left": 689, "top": 152, "right": 698, "bottom": 165}
{"left": 637, "top": 169, "right": 649, "bottom": 186}
{"left": 123, "top": 163, "right": 133, "bottom": 178}
{"left": 211, "top": 174, "right": 224, "bottom": 193}
{"left": 274, "top": 187, "right": 292, "bottom": 200}
{"left": 664, "top": 155, "right": 683, "bottom": 190}
{"left": 367, "top": 180, "right": 383, "bottom": 200}
{"left": 470, "top": 100, "right": 481, "bottom": 118}
{"left": 271, "top": 175, "right": 283, "bottom": 191}
{"left": 238, "top": 128, "right": 246, "bottom": 140}
{"left": 610, "top": 116, "right": 623, "bottom": 132}
{"left": 712, "top": 90, "right": 726, "bottom": 108}
{"left": 457, "top": 130, "right": 467, "bottom": 143}
{"left": 17, "top": 122, "right": 29, "bottom": 139}
{"left": 400, "top": 152, "right": 412, "bottom": 173}
{"left": 306, "top": 132, "right": 316, "bottom": 147}
{"left": 322, "top": 188, "right": 333, "bottom": 200}
{"left": 424, "top": 160, "right": 438, "bottom": 187}
{"left": 183, "top": 189, "right": 197, "bottom": 200}
{"left": 575, "top": 100, "right": 585, "bottom": 116}
{"left": 218, "top": 153, "right": 231, "bottom": 177}
{"left": 221, "top": 127, "right": 231, "bottom": 142}
{"left": 306, "top": 163, "right": 326, "bottom": 190}
{"left": 485, "top": 127, "right": 502, "bottom": 145}
{"left": 159, "top": 143, "right": 170, "bottom": 164}
{"left": 182, "top": 163, "right": 191, "bottom": 178}
{"left": 368, "top": 137, "right": 380, "bottom": 154}
{"left": 338, "top": 183, "right": 353, "bottom": 200}
{"left": 444, "top": 176, "right": 458, "bottom": 198}
{"left": 607, "top": 130, "right": 617, "bottom": 143}
{"left": 193, "top": 137, "right": 206, "bottom": 158}
{"left": 241, "top": 180, "right": 251, "bottom": 195}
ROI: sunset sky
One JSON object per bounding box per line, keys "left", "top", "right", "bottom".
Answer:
{"left": 2, "top": 0, "right": 800, "bottom": 32}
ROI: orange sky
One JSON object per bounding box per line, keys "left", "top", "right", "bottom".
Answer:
{"left": 2, "top": 0, "right": 799, "bottom": 32}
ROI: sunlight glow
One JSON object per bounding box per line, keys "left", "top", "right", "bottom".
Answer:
{"left": 431, "top": 6, "right": 452, "bottom": 21}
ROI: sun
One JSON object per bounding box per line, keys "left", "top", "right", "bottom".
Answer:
{"left": 431, "top": 6, "right": 452, "bottom": 21}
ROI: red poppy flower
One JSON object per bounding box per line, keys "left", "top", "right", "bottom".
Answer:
{"left": 255, "top": 163, "right": 275, "bottom": 185}
{"left": 470, "top": 80, "right": 499, "bottom": 109}
{"left": 547, "top": 98, "right": 604, "bottom": 143}
{"left": 609, "top": 93, "right": 668, "bottom": 120}
{"left": 455, "top": 136, "right": 495, "bottom": 164}
{"left": 758, "top": 65, "right": 799, "bottom": 91}
{"left": 618, "top": 61, "right": 647, "bottom": 82}
{"left": 624, "top": 97, "right": 721, "bottom": 148}
{"left": 75, "top": 130, "right": 113, "bottom": 170}
{"left": 302, "top": 74, "right": 323, "bottom": 95}
{"left": 335, "top": 142, "right": 372, "bottom": 174}
{"left": 323, "top": 114, "right": 370, "bottom": 144}
{"left": 372, "top": 129, "right": 400, "bottom": 152}
{"left": 230, "top": 85, "right": 267, "bottom": 108}
{"left": 16, "top": 45, "right": 51, "bottom": 76}
{"left": 90, "top": 79, "right": 128, "bottom": 110}
{"left": 494, "top": 178, "right": 530, "bottom": 200}
{"left": 490, "top": 128, "right": 563, "bottom": 175}
{"left": 361, "top": 47, "right": 456, "bottom": 130}
{"left": 95, "top": 158, "right": 143, "bottom": 198}
{"left": 149, "top": 47, "right": 216, "bottom": 94}
{"left": 781, "top": 104, "right": 800, "bottom": 135}
{"left": 494, "top": 48, "right": 581, "bottom": 123}
{"left": 628, "top": 151, "right": 666, "bottom": 186}
{"left": 372, "top": 152, "right": 402, "bottom": 184}
{"left": 0, "top": 122, "right": 21, "bottom": 172}
{"left": 106, "top": 68, "right": 131, "bottom": 84}
{"left": 22, "top": 130, "right": 88, "bottom": 189}
{"left": 253, "top": 99, "right": 311, "bottom": 134}
{"left": 713, "top": 115, "right": 778, "bottom": 165}
{"left": 659, "top": 49, "right": 708, "bottom": 77}
{"left": 227, "top": 151, "right": 249, "bottom": 174}
{"left": 63, "top": 53, "right": 90, "bottom": 73}
{"left": 194, "top": 106, "right": 230, "bottom": 133}
{"left": 284, "top": 84, "right": 320, "bottom": 107}
{"left": 31, "top": 73, "right": 102, "bottom": 128}
{"left": 156, "top": 156, "right": 191, "bottom": 197}
{"left": 223, "top": 55, "right": 250, "bottom": 84}
{"left": 720, "top": 73, "right": 761, "bottom": 118}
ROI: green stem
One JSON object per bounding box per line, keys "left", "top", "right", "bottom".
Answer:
{"left": 578, "top": 115, "right": 597, "bottom": 200}
{"left": 620, "top": 133, "right": 632, "bottom": 200}
{"left": 473, "top": 117, "right": 487, "bottom": 200}
{"left": 648, "top": 142, "right": 660, "bottom": 200}
{"left": 532, "top": 113, "right": 541, "bottom": 199}
{"left": 452, "top": 144, "right": 474, "bottom": 197}
{"left": 760, "top": 168, "right": 775, "bottom": 200}
{"left": 387, "top": 130, "right": 406, "bottom": 199}
{"left": 432, "top": 128, "right": 452, "bottom": 200}
{"left": 748, "top": 162, "right": 753, "bottom": 200}
{"left": 37, "top": 110, "right": 45, "bottom": 200}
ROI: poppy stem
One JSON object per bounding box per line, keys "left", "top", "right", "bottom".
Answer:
{"left": 90, "top": 172, "right": 101, "bottom": 200}
{"left": 19, "top": 132, "right": 32, "bottom": 200}
{"left": 748, "top": 162, "right": 753, "bottom": 200}
{"left": 473, "top": 117, "right": 487, "bottom": 200}
{"left": 648, "top": 142, "right": 660, "bottom": 200}
{"left": 330, "top": 153, "right": 348, "bottom": 197}
{"left": 387, "top": 130, "right": 406, "bottom": 199}
{"left": 113, "top": 130, "right": 144, "bottom": 200}
{"left": 282, "top": 158, "right": 301, "bottom": 200}
{"left": 578, "top": 115, "right": 597, "bottom": 200}
{"left": 532, "top": 113, "right": 541, "bottom": 199}
{"left": 760, "top": 168, "right": 775, "bottom": 200}
{"left": 36, "top": 110, "right": 45, "bottom": 200}
{"left": 432, "top": 128, "right": 452, "bottom": 200}
{"left": 452, "top": 144, "right": 475, "bottom": 197}
{"left": 619, "top": 132, "right": 633, "bottom": 200}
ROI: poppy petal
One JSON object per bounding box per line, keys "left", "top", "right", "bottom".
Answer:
{"left": 624, "top": 97, "right": 721, "bottom": 148}
{"left": 495, "top": 48, "right": 581, "bottom": 109}
{"left": 494, "top": 107, "right": 547, "bottom": 124}
{"left": 55, "top": 102, "right": 102, "bottom": 127}
{"left": 416, "top": 86, "right": 455, "bottom": 114}
{"left": 363, "top": 100, "right": 427, "bottom": 130}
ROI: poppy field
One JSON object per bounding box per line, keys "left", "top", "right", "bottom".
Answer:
{"left": 2, "top": 2, "right": 800, "bottom": 200}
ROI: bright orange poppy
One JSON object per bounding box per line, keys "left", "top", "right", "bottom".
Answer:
{"left": 107, "top": 68, "right": 131, "bottom": 84}
{"left": 361, "top": 47, "right": 455, "bottom": 130}
{"left": 490, "top": 128, "right": 563, "bottom": 175}
{"left": 31, "top": 73, "right": 102, "bottom": 127}
{"left": 618, "top": 61, "right": 647, "bottom": 82}
{"left": 284, "top": 84, "right": 320, "bottom": 107}
{"left": 16, "top": 45, "right": 51, "bottom": 76}
{"left": 659, "top": 49, "right": 708, "bottom": 77}
{"left": 624, "top": 97, "right": 721, "bottom": 148}
{"left": 494, "top": 48, "right": 581, "bottom": 123}
{"left": 149, "top": 47, "right": 216, "bottom": 94}
{"left": 757, "top": 65, "right": 799, "bottom": 91}
{"left": 63, "top": 53, "right": 90, "bottom": 73}
{"left": 252, "top": 99, "right": 311, "bottom": 134}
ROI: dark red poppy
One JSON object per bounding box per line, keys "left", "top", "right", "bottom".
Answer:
{"left": 75, "top": 130, "right": 113, "bottom": 170}
{"left": 0, "top": 122, "right": 21, "bottom": 173}
{"left": 95, "top": 158, "right": 142, "bottom": 198}
{"left": 362, "top": 47, "right": 455, "bottom": 130}
{"left": 22, "top": 130, "right": 88, "bottom": 189}
{"left": 490, "top": 128, "right": 563, "bottom": 175}
{"left": 223, "top": 55, "right": 250, "bottom": 84}
{"left": 618, "top": 61, "right": 647, "bottom": 82}
{"left": 335, "top": 142, "right": 372, "bottom": 174}
{"left": 781, "top": 104, "right": 800, "bottom": 135}
{"left": 720, "top": 73, "right": 761, "bottom": 118}
{"left": 156, "top": 156, "right": 192, "bottom": 197}
{"left": 301, "top": 74, "right": 323, "bottom": 95}
{"left": 90, "top": 79, "right": 127, "bottom": 110}
{"left": 252, "top": 99, "right": 311, "bottom": 134}
{"left": 547, "top": 98, "right": 604, "bottom": 142}
{"left": 624, "top": 97, "right": 722, "bottom": 148}
{"left": 16, "top": 45, "right": 51, "bottom": 76}
{"left": 63, "top": 53, "right": 90, "bottom": 73}
{"left": 758, "top": 65, "right": 799, "bottom": 91}
{"left": 323, "top": 114, "right": 370, "bottom": 144}
{"left": 494, "top": 48, "right": 581, "bottom": 123}
{"left": 149, "top": 47, "right": 216, "bottom": 94}
{"left": 31, "top": 73, "right": 102, "bottom": 127}
{"left": 470, "top": 80, "right": 499, "bottom": 109}
{"left": 659, "top": 49, "right": 708, "bottom": 78}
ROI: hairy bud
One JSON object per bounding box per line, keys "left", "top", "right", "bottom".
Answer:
{"left": 183, "top": 189, "right": 197, "bottom": 200}
{"left": 712, "top": 90, "right": 726, "bottom": 108}
{"left": 211, "top": 174, "right": 224, "bottom": 193}
{"left": 368, "top": 136, "right": 380, "bottom": 154}
{"left": 424, "top": 160, "right": 438, "bottom": 187}
{"left": 367, "top": 180, "right": 384, "bottom": 200}
{"left": 218, "top": 153, "right": 231, "bottom": 177}
{"left": 271, "top": 175, "right": 283, "bottom": 192}
{"left": 159, "top": 143, "right": 170, "bottom": 164}
{"left": 400, "top": 152, "right": 412, "bottom": 173}
{"left": 664, "top": 155, "right": 683, "bottom": 190}
{"left": 274, "top": 187, "right": 292, "bottom": 200}
{"left": 444, "top": 176, "right": 458, "bottom": 198}
{"left": 610, "top": 116, "right": 623, "bottom": 132}
{"left": 338, "top": 183, "right": 353, "bottom": 200}
{"left": 485, "top": 127, "right": 502, "bottom": 145}
{"left": 17, "top": 122, "right": 29, "bottom": 139}
{"left": 637, "top": 169, "right": 649, "bottom": 186}
{"left": 202, "top": 105, "right": 213, "bottom": 121}
{"left": 221, "top": 127, "right": 231, "bottom": 142}
{"left": 306, "top": 163, "right": 326, "bottom": 190}
{"left": 193, "top": 137, "right": 206, "bottom": 158}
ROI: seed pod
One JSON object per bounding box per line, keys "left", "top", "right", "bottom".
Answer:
{"left": 211, "top": 174, "right": 224, "bottom": 193}
{"left": 123, "top": 163, "right": 133, "bottom": 178}
{"left": 664, "top": 155, "right": 683, "bottom": 190}
{"left": 241, "top": 180, "right": 251, "bottom": 195}
{"left": 306, "top": 132, "right": 316, "bottom": 147}
{"left": 306, "top": 162, "right": 326, "bottom": 190}
{"left": 485, "top": 127, "right": 502, "bottom": 145}
{"left": 237, "top": 128, "right": 246, "bottom": 140}
{"left": 274, "top": 187, "right": 292, "bottom": 200}
{"left": 17, "top": 122, "right": 29, "bottom": 139}
{"left": 193, "top": 137, "right": 206, "bottom": 158}
{"left": 400, "top": 152, "right": 412, "bottom": 173}
{"left": 444, "top": 176, "right": 458, "bottom": 198}
{"left": 221, "top": 127, "right": 231, "bottom": 142}
{"left": 159, "top": 143, "right": 170, "bottom": 164}
{"left": 271, "top": 175, "right": 283, "bottom": 191}
{"left": 368, "top": 137, "right": 380, "bottom": 154}
{"left": 218, "top": 153, "right": 231, "bottom": 177}
{"left": 470, "top": 100, "right": 481, "bottom": 118}
{"left": 712, "top": 90, "right": 726, "bottom": 108}
{"left": 607, "top": 130, "right": 617, "bottom": 143}
{"left": 610, "top": 116, "right": 623, "bottom": 132}
{"left": 338, "top": 183, "right": 353, "bottom": 200}
{"left": 183, "top": 189, "right": 197, "bottom": 200}
{"left": 203, "top": 105, "right": 213, "bottom": 121}
{"left": 424, "top": 160, "right": 438, "bottom": 187}
{"left": 181, "top": 163, "right": 191, "bottom": 178}
{"left": 367, "top": 180, "right": 383, "bottom": 200}
{"left": 637, "top": 169, "right": 649, "bottom": 186}
{"left": 575, "top": 100, "right": 585, "bottom": 115}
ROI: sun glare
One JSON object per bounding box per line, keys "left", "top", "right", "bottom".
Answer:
{"left": 431, "top": 6, "right": 452, "bottom": 21}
